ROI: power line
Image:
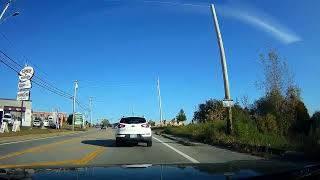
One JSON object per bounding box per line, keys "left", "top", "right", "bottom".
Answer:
{"left": 0, "top": 55, "right": 73, "bottom": 99}
{"left": 0, "top": 49, "right": 73, "bottom": 97}
{"left": 76, "top": 99, "right": 89, "bottom": 111}
{"left": 0, "top": 31, "right": 49, "bottom": 75}
{"left": 0, "top": 32, "right": 65, "bottom": 93}
{"left": 0, "top": 52, "right": 90, "bottom": 112}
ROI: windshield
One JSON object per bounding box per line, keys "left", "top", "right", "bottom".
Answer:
{"left": 120, "top": 117, "right": 146, "bottom": 124}
{"left": 0, "top": 0, "right": 319, "bottom": 177}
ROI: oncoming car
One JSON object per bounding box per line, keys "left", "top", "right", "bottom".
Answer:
{"left": 115, "top": 117, "right": 152, "bottom": 146}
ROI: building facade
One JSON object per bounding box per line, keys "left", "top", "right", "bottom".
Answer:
{"left": 32, "top": 111, "right": 68, "bottom": 125}
{"left": 0, "top": 98, "right": 32, "bottom": 126}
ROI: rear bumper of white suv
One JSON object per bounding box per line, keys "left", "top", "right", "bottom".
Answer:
{"left": 116, "top": 134, "right": 152, "bottom": 143}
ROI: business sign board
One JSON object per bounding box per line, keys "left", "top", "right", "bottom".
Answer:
{"left": 17, "top": 66, "right": 34, "bottom": 101}
{"left": 0, "top": 122, "right": 9, "bottom": 133}
{"left": 19, "top": 75, "right": 33, "bottom": 82}
{"left": 12, "top": 121, "right": 21, "bottom": 132}
{"left": 74, "top": 113, "right": 83, "bottom": 125}
{"left": 17, "top": 90, "right": 30, "bottom": 101}
{"left": 4, "top": 106, "right": 26, "bottom": 112}
{"left": 19, "top": 66, "right": 34, "bottom": 79}
{"left": 18, "top": 80, "right": 32, "bottom": 90}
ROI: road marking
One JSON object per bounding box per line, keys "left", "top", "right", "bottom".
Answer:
{"left": 0, "top": 138, "right": 77, "bottom": 160}
{"left": 75, "top": 147, "right": 106, "bottom": 165}
{"left": 0, "top": 159, "right": 77, "bottom": 169}
{"left": 0, "top": 147, "right": 106, "bottom": 168}
{"left": 0, "top": 131, "right": 88, "bottom": 146}
{"left": 152, "top": 136, "right": 199, "bottom": 163}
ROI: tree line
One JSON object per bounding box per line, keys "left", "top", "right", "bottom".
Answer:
{"left": 190, "top": 49, "right": 319, "bottom": 139}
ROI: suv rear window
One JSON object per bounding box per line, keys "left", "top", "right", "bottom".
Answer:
{"left": 120, "top": 117, "right": 146, "bottom": 124}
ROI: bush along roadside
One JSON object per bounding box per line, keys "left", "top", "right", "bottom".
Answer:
{"left": 160, "top": 122, "right": 319, "bottom": 160}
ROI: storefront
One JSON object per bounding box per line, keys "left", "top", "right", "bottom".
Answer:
{"left": 0, "top": 98, "right": 32, "bottom": 126}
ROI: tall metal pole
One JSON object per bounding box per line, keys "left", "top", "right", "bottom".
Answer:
{"left": 89, "top": 97, "right": 93, "bottom": 127}
{"left": 157, "top": 78, "right": 163, "bottom": 124}
{"left": 72, "top": 80, "right": 78, "bottom": 131}
{"left": 0, "top": 0, "right": 11, "bottom": 21}
{"left": 210, "top": 4, "right": 233, "bottom": 134}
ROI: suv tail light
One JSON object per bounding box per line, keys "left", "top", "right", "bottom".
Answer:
{"left": 141, "top": 124, "right": 150, "bottom": 128}
{"left": 118, "top": 124, "right": 125, "bottom": 128}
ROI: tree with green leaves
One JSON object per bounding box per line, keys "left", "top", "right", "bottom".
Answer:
{"left": 101, "top": 119, "right": 110, "bottom": 127}
{"left": 254, "top": 49, "right": 310, "bottom": 136}
{"left": 311, "top": 111, "right": 320, "bottom": 131}
{"left": 148, "top": 120, "right": 155, "bottom": 126}
{"left": 176, "top": 109, "right": 187, "bottom": 123}
{"left": 193, "top": 99, "right": 225, "bottom": 123}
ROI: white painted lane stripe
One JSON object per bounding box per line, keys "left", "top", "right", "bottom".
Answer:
{"left": 152, "top": 136, "right": 200, "bottom": 163}
{"left": 0, "top": 131, "right": 88, "bottom": 146}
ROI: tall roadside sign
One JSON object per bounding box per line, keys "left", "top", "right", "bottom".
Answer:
{"left": 17, "top": 65, "right": 34, "bottom": 127}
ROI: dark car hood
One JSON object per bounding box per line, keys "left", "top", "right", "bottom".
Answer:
{"left": 0, "top": 160, "right": 319, "bottom": 180}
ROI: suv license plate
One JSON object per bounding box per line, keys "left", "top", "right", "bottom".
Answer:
{"left": 130, "top": 134, "right": 137, "bottom": 138}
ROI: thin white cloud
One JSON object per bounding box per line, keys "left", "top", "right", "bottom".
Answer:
{"left": 216, "top": 4, "right": 301, "bottom": 44}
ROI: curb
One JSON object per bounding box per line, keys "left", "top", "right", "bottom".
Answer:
{"left": 156, "top": 133, "right": 196, "bottom": 146}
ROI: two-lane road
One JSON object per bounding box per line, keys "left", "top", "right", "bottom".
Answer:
{"left": 0, "top": 129, "right": 260, "bottom": 168}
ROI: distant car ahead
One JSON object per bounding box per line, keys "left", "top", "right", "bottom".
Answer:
{"left": 115, "top": 117, "right": 152, "bottom": 147}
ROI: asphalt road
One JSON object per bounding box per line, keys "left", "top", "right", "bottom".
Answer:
{"left": 0, "top": 128, "right": 261, "bottom": 168}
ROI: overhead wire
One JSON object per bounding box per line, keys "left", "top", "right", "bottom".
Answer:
{"left": 0, "top": 32, "right": 71, "bottom": 96}
{"left": 0, "top": 50, "right": 91, "bottom": 111}
{"left": 0, "top": 56, "right": 73, "bottom": 99}
{"left": 0, "top": 50, "right": 73, "bottom": 97}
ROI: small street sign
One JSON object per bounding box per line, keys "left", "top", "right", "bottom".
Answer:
{"left": 223, "top": 99, "right": 234, "bottom": 107}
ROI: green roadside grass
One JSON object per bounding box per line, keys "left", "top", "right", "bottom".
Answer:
{"left": 153, "top": 122, "right": 320, "bottom": 158}
{"left": 0, "top": 126, "right": 86, "bottom": 138}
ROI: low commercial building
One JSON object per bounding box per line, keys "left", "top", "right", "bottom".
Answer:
{"left": 32, "top": 111, "right": 68, "bottom": 126}
{"left": 155, "top": 119, "right": 184, "bottom": 127}
{"left": 0, "top": 98, "right": 32, "bottom": 126}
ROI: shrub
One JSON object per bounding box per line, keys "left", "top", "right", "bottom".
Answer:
{"left": 234, "top": 120, "right": 258, "bottom": 138}
{"left": 256, "top": 113, "right": 278, "bottom": 133}
{"left": 193, "top": 99, "right": 225, "bottom": 123}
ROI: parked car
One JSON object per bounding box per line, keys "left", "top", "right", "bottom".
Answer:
{"left": 33, "top": 119, "right": 41, "bottom": 127}
{"left": 115, "top": 116, "right": 152, "bottom": 146}
{"left": 2, "top": 113, "right": 14, "bottom": 125}
{"left": 47, "top": 116, "right": 57, "bottom": 128}
{"left": 43, "top": 119, "right": 50, "bottom": 127}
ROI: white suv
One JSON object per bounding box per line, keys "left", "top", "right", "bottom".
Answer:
{"left": 115, "top": 117, "right": 152, "bottom": 147}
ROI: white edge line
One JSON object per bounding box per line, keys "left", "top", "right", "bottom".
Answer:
{"left": 0, "top": 131, "right": 87, "bottom": 146}
{"left": 152, "top": 136, "right": 200, "bottom": 163}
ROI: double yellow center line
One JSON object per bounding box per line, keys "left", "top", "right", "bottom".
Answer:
{"left": 0, "top": 137, "right": 106, "bottom": 168}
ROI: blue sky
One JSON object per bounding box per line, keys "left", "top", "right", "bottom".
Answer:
{"left": 0, "top": 0, "right": 319, "bottom": 124}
